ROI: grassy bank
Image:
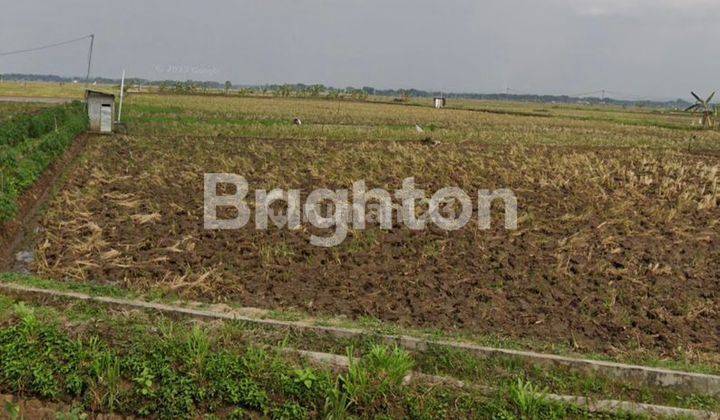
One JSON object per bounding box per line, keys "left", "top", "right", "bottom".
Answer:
{"left": 0, "top": 294, "right": 625, "bottom": 419}
{"left": 0, "top": 102, "right": 87, "bottom": 222}
{"left": 0, "top": 275, "right": 718, "bottom": 417}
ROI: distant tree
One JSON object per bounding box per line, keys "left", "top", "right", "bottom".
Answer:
{"left": 346, "top": 87, "right": 368, "bottom": 101}
{"left": 308, "top": 84, "right": 326, "bottom": 97}
{"left": 275, "top": 84, "right": 293, "bottom": 97}
{"left": 224, "top": 81, "right": 232, "bottom": 95}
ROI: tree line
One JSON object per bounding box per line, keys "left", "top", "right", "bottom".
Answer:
{"left": 0, "top": 73, "right": 692, "bottom": 109}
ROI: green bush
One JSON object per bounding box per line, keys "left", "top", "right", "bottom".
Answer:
{"left": 0, "top": 311, "right": 311, "bottom": 418}
{"left": 0, "top": 102, "right": 87, "bottom": 223}
{"left": 0, "top": 303, "right": 604, "bottom": 419}
{"left": 0, "top": 102, "right": 84, "bottom": 147}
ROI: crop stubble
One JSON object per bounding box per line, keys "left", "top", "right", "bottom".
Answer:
{"left": 31, "top": 116, "right": 720, "bottom": 359}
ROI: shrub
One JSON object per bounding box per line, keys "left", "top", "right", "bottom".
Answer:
{"left": 0, "top": 102, "right": 87, "bottom": 223}
{"left": 0, "top": 102, "right": 83, "bottom": 147}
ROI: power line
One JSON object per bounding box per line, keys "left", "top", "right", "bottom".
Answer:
{"left": 0, "top": 34, "right": 93, "bottom": 57}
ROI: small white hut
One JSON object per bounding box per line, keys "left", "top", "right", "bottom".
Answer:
{"left": 85, "top": 90, "right": 115, "bottom": 133}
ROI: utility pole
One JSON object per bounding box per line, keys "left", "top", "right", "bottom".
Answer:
{"left": 118, "top": 69, "right": 126, "bottom": 122}
{"left": 85, "top": 34, "right": 95, "bottom": 88}
{"left": 601, "top": 89, "right": 606, "bottom": 101}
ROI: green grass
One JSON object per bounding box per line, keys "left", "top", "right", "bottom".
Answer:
{"left": 412, "top": 345, "right": 720, "bottom": 412}
{"left": 0, "top": 102, "right": 52, "bottom": 123}
{"left": 0, "top": 296, "right": 625, "bottom": 419}
{"left": 2, "top": 272, "right": 718, "bottom": 379}
{"left": 119, "top": 93, "right": 720, "bottom": 150}
{"left": 0, "top": 102, "right": 88, "bottom": 222}
{"left": 0, "top": 273, "right": 130, "bottom": 298}
{"left": 0, "top": 282, "right": 716, "bottom": 415}
{"left": 0, "top": 101, "right": 84, "bottom": 147}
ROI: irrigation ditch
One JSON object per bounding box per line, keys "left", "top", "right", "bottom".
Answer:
{"left": 0, "top": 280, "right": 718, "bottom": 418}
{"left": 0, "top": 133, "right": 90, "bottom": 271}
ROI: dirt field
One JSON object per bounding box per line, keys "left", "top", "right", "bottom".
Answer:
{"left": 21, "top": 94, "right": 719, "bottom": 360}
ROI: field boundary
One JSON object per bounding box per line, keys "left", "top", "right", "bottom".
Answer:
{"left": 293, "top": 349, "right": 719, "bottom": 419}
{"left": 1, "top": 281, "right": 718, "bottom": 398}
{"left": 0, "top": 133, "right": 89, "bottom": 270}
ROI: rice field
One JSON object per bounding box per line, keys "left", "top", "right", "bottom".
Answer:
{"left": 0, "top": 101, "right": 51, "bottom": 122}
{"left": 0, "top": 82, "right": 92, "bottom": 100}
{"left": 14, "top": 91, "right": 716, "bottom": 371}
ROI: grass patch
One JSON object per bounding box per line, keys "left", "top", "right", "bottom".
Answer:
{"left": 2, "top": 272, "right": 718, "bottom": 378}
{"left": 0, "top": 102, "right": 87, "bottom": 222}
{"left": 0, "top": 288, "right": 716, "bottom": 415}
{"left": 0, "top": 297, "right": 625, "bottom": 419}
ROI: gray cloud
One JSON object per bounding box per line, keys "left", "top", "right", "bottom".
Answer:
{"left": 1, "top": 0, "right": 718, "bottom": 99}
{"left": 561, "top": 0, "right": 720, "bottom": 17}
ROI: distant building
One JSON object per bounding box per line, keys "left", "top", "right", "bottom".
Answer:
{"left": 85, "top": 90, "right": 115, "bottom": 133}
{"left": 433, "top": 97, "right": 446, "bottom": 109}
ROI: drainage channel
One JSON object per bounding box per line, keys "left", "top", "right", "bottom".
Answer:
{"left": 1, "top": 281, "right": 719, "bottom": 400}
{"left": 0, "top": 133, "right": 90, "bottom": 271}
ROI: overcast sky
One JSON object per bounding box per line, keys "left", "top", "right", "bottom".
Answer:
{"left": 1, "top": 0, "right": 718, "bottom": 100}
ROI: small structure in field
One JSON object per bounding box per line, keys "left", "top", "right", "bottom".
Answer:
{"left": 85, "top": 90, "right": 115, "bottom": 133}
{"left": 433, "top": 97, "right": 446, "bottom": 109}
{"left": 685, "top": 91, "right": 716, "bottom": 129}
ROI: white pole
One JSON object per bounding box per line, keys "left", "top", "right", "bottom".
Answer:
{"left": 118, "top": 69, "right": 126, "bottom": 122}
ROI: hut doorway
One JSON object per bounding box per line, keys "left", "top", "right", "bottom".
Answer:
{"left": 100, "top": 104, "right": 112, "bottom": 133}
